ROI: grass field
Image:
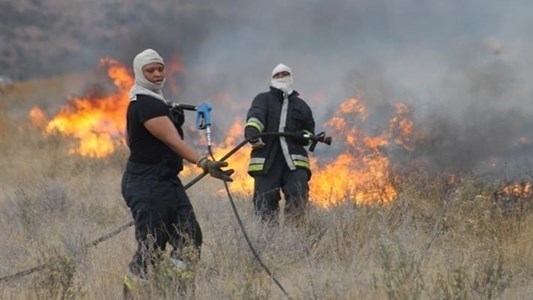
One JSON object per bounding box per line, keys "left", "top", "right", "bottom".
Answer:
{"left": 0, "top": 76, "right": 532, "bottom": 299}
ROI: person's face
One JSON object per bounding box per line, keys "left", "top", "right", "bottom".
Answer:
{"left": 142, "top": 63, "right": 165, "bottom": 84}
{"left": 272, "top": 71, "right": 291, "bottom": 79}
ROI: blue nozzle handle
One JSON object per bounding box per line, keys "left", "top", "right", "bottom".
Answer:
{"left": 195, "top": 102, "right": 212, "bottom": 130}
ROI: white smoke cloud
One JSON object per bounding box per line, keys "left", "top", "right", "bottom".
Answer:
{"left": 3, "top": 0, "right": 533, "bottom": 175}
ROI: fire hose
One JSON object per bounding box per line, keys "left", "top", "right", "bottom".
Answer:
{"left": 0, "top": 105, "right": 332, "bottom": 298}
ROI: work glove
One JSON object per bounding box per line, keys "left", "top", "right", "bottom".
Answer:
{"left": 197, "top": 156, "right": 234, "bottom": 182}
{"left": 250, "top": 137, "right": 265, "bottom": 150}
{"left": 245, "top": 126, "right": 265, "bottom": 150}
{"left": 293, "top": 129, "right": 311, "bottom": 146}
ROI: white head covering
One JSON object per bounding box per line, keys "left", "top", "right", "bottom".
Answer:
{"left": 270, "top": 63, "right": 293, "bottom": 95}
{"left": 128, "top": 49, "right": 168, "bottom": 103}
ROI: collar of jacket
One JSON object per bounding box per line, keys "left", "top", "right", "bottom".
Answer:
{"left": 269, "top": 86, "right": 299, "bottom": 100}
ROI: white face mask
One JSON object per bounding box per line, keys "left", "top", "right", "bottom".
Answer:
{"left": 271, "top": 75, "right": 293, "bottom": 95}
{"left": 270, "top": 63, "right": 294, "bottom": 95}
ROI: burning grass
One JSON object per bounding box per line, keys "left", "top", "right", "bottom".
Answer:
{"left": 1, "top": 73, "right": 532, "bottom": 299}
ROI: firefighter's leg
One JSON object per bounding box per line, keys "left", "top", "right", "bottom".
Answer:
{"left": 253, "top": 171, "right": 283, "bottom": 223}
{"left": 168, "top": 201, "right": 202, "bottom": 269}
{"left": 122, "top": 163, "right": 172, "bottom": 298}
{"left": 282, "top": 168, "right": 310, "bottom": 223}
{"left": 124, "top": 202, "right": 169, "bottom": 299}
{"left": 169, "top": 183, "right": 202, "bottom": 251}
{"left": 124, "top": 204, "right": 156, "bottom": 299}
{"left": 168, "top": 183, "right": 202, "bottom": 297}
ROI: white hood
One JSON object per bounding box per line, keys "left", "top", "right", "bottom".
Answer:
{"left": 270, "top": 63, "right": 293, "bottom": 95}
{"left": 128, "top": 49, "right": 168, "bottom": 103}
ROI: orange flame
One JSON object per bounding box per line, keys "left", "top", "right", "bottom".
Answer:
{"left": 212, "top": 120, "right": 255, "bottom": 194}
{"left": 30, "top": 58, "right": 132, "bottom": 158}
{"left": 29, "top": 106, "right": 47, "bottom": 128}
{"left": 308, "top": 96, "right": 415, "bottom": 207}
{"left": 500, "top": 182, "right": 533, "bottom": 199}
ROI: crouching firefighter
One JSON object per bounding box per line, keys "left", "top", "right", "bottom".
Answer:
{"left": 244, "top": 63, "right": 316, "bottom": 224}
{"left": 121, "top": 49, "right": 233, "bottom": 297}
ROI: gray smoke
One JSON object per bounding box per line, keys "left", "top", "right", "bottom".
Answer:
{"left": 2, "top": 0, "right": 533, "bottom": 175}
{"left": 414, "top": 56, "right": 533, "bottom": 173}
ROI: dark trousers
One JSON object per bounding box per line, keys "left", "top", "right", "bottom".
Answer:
{"left": 253, "top": 159, "right": 310, "bottom": 223}
{"left": 121, "top": 161, "right": 202, "bottom": 276}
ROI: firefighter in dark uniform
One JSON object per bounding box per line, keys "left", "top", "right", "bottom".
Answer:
{"left": 121, "top": 49, "right": 233, "bottom": 294}
{"left": 244, "top": 63, "right": 315, "bottom": 223}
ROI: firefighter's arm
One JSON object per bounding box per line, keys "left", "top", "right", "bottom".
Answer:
{"left": 245, "top": 95, "right": 267, "bottom": 149}
{"left": 145, "top": 116, "right": 233, "bottom": 180}
{"left": 144, "top": 116, "right": 202, "bottom": 164}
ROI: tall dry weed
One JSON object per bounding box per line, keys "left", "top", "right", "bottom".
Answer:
{"left": 1, "top": 86, "right": 533, "bottom": 299}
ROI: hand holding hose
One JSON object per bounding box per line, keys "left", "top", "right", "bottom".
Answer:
{"left": 293, "top": 129, "right": 311, "bottom": 146}
{"left": 250, "top": 137, "right": 265, "bottom": 150}
{"left": 197, "top": 156, "right": 234, "bottom": 181}
{"left": 245, "top": 126, "right": 266, "bottom": 150}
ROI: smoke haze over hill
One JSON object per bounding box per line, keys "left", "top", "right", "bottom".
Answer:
{"left": 2, "top": 0, "right": 533, "bottom": 175}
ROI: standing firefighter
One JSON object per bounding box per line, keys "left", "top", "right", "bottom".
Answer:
{"left": 121, "top": 49, "right": 233, "bottom": 296}
{"left": 244, "top": 63, "right": 316, "bottom": 224}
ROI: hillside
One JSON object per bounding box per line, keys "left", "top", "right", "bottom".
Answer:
{"left": 0, "top": 0, "right": 226, "bottom": 80}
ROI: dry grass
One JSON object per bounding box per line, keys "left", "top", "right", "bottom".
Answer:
{"left": 1, "top": 80, "right": 532, "bottom": 299}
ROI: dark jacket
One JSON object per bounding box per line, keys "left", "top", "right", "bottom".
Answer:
{"left": 245, "top": 87, "right": 315, "bottom": 176}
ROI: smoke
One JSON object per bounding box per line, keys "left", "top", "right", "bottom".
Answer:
{"left": 3, "top": 0, "right": 533, "bottom": 175}
{"left": 414, "top": 56, "right": 533, "bottom": 173}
